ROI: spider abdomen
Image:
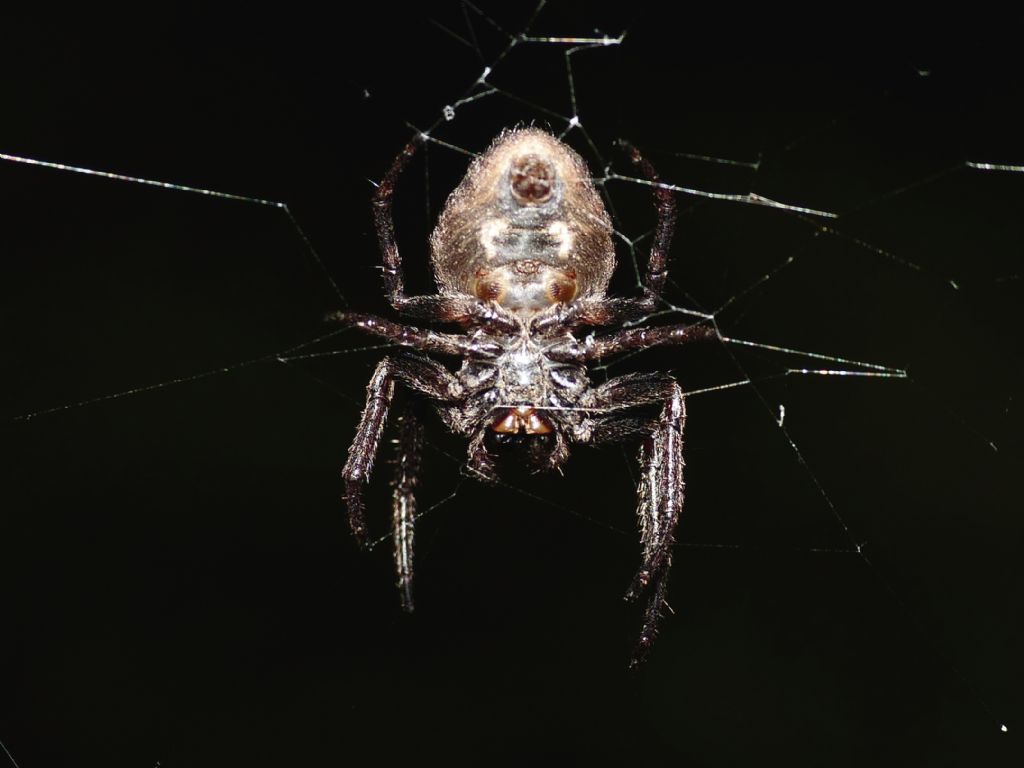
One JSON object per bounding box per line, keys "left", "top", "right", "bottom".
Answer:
{"left": 430, "top": 128, "right": 615, "bottom": 313}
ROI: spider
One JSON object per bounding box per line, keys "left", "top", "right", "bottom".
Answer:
{"left": 334, "top": 128, "right": 712, "bottom": 665}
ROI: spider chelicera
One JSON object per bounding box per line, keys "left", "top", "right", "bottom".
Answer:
{"left": 334, "top": 128, "right": 711, "bottom": 665}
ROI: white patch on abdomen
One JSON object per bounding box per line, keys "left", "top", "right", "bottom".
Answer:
{"left": 547, "top": 220, "right": 573, "bottom": 259}
{"left": 479, "top": 219, "right": 508, "bottom": 260}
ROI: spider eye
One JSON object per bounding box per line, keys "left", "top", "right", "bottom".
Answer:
{"left": 547, "top": 275, "right": 578, "bottom": 304}
{"left": 510, "top": 153, "right": 555, "bottom": 204}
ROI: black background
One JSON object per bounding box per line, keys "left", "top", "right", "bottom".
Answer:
{"left": 2, "top": 3, "right": 1021, "bottom": 765}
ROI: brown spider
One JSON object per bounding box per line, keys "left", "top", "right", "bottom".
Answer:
{"left": 334, "top": 128, "right": 711, "bottom": 666}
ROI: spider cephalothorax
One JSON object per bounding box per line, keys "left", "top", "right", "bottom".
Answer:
{"left": 336, "top": 127, "right": 710, "bottom": 666}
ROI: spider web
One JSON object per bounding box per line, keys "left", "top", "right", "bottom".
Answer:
{"left": 1, "top": 3, "right": 1020, "bottom": 764}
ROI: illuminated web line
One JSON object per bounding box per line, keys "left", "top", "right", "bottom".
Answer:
{"left": 4, "top": 329, "right": 350, "bottom": 423}
{"left": 696, "top": 285, "right": 1009, "bottom": 733}
{"left": 672, "top": 540, "right": 861, "bottom": 555}
{"left": 820, "top": 160, "right": 1024, "bottom": 289}
{"left": 407, "top": 127, "right": 478, "bottom": 159}
{"left": 558, "top": 33, "right": 625, "bottom": 128}
{"left": 592, "top": 329, "right": 907, "bottom": 379}
{"left": 280, "top": 342, "right": 401, "bottom": 361}
{"left": 414, "top": 1, "right": 554, "bottom": 137}
{"left": 367, "top": 483, "right": 466, "bottom": 552}
{"left": 810, "top": 219, "right": 963, "bottom": 290}
{"left": 425, "top": 0, "right": 623, "bottom": 128}
{"left": 668, "top": 150, "right": 762, "bottom": 170}
{"left": 0, "top": 152, "right": 346, "bottom": 308}
{"left": 712, "top": 252, "right": 802, "bottom": 317}
{"left": 720, "top": 336, "right": 906, "bottom": 375}
{"left": 611, "top": 228, "right": 659, "bottom": 290}
{"left": 687, "top": 213, "right": 962, "bottom": 333}
{"left": 0, "top": 737, "right": 22, "bottom": 768}
{"left": 841, "top": 164, "right": 962, "bottom": 219}
{"left": 603, "top": 172, "right": 839, "bottom": 217}
{"left": 966, "top": 161, "right": 1024, "bottom": 173}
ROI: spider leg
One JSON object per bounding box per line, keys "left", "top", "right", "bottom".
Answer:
{"left": 616, "top": 139, "right": 676, "bottom": 305}
{"left": 342, "top": 354, "right": 462, "bottom": 548}
{"left": 584, "top": 373, "right": 686, "bottom": 666}
{"left": 374, "top": 139, "right": 508, "bottom": 324}
{"left": 374, "top": 138, "right": 419, "bottom": 311}
{"left": 628, "top": 382, "right": 686, "bottom": 667}
{"left": 328, "top": 311, "right": 502, "bottom": 359}
{"left": 390, "top": 402, "right": 424, "bottom": 612}
{"left": 584, "top": 321, "right": 717, "bottom": 361}
{"left": 543, "top": 141, "right": 677, "bottom": 329}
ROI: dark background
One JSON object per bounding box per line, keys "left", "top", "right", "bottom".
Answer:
{"left": 1, "top": 3, "right": 1021, "bottom": 765}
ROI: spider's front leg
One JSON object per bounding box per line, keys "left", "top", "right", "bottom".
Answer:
{"left": 372, "top": 138, "right": 492, "bottom": 323}
{"left": 553, "top": 140, "right": 678, "bottom": 329}
{"left": 342, "top": 354, "right": 462, "bottom": 549}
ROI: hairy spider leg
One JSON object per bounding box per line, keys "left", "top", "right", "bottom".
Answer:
{"left": 629, "top": 383, "right": 685, "bottom": 666}
{"left": 584, "top": 321, "right": 717, "bottom": 360}
{"left": 582, "top": 374, "right": 687, "bottom": 665}
{"left": 373, "top": 139, "right": 418, "bottom": 309}
{"left": 618, "top": 139, "right": 676, "bottom": 304}
{"left": 372, "top": 138, "right": 497, "bottom": 323}
{"left": 342, "top": 355, "right": 463, "bottom": 548}
{"left": 326, "top": 312, "right": 503, "bottom": 358}
{"left": 540, "top": 140, "right": 679, "bottom": 330}
{"left": 390, "top": 403, "right": 424, "bottom": 612}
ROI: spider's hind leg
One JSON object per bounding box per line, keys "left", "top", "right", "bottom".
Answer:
{"left": 627, "top": 382, "right": 686, "bottom": 667}
{"left": 390, "top": 402, "right": 424, "bottom": 612}
{"left": 342, "top": 354, "right": 462, "bottom": 549}
{"left": 583, "top": 373, "right": 686, "bottom": 665}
